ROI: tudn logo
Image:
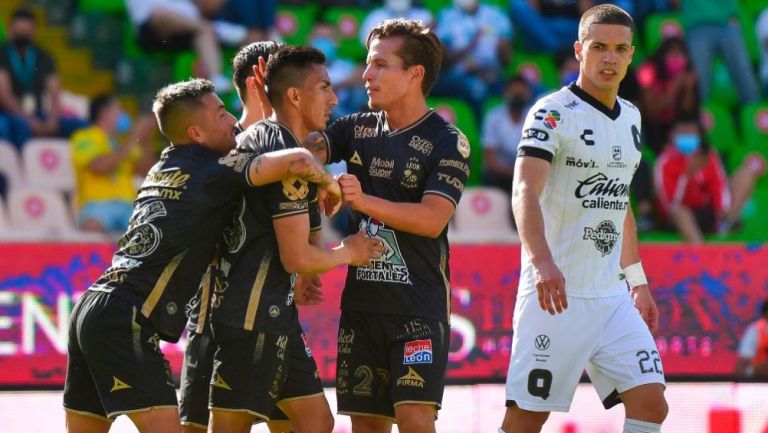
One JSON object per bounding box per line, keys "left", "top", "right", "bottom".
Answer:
{"left": 534, "top": 335, "right": 550, "bottom": 351}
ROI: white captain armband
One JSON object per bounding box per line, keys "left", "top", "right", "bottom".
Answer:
{"left": 623, "top": 262, "right": 648, "bottom": 288}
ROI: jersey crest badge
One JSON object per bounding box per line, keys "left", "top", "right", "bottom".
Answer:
{"left": 457, "top": 133, "right": 471, "bottom": 159}
{"left": 542, "top": 110, "right": 561, "bottom": 130}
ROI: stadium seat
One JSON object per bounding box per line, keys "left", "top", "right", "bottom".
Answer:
{"left": 22, "top": 138, "right": 75, "bottom": 193}
{"left": 428, "top": 97, "right": 481, "bottom": 186}
{"left": 322, "top": 7, "right": 367, "bottom": 61}
{"left": 448, "top": 187, "right": 518, "bottom": 244}
{"left": 275, "top": 5, "right": 318, "bottom": 46}
{"left": 505, "top": 51, "right": 559, "bottom": 92}
{"left": 700, "top": 100, "right": 739, "bottom": 155}
{"left": 643, "top": 13, "right": 684, "bottom": 55}
{"left": 78, "top": 0, "right": 125, "bottom": 14}
{"left": 708, "top": 60, "right": 740, "bottom": 109}
{"left": 739, "top": 101, "right": 768, "bottom": 158}
{"left": 0, "top": 139, "right": 24, "bottom": 190}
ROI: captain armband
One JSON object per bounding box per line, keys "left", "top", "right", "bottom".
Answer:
{"left": 623, "top": 262, "right": 648, "bottom": 288}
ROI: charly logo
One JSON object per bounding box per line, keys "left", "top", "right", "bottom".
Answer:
{"left": 534, "top": 335, "right": 550, "bottom": 351}
{"left": 223, "top": 197, "right": 246, "bottom": 253}
{"left": 357, "top": 217, "right": 411, "bottom": 284}
{"left": 574, "top": 173, "right": 629, "bottom": 211}
{"left": 583, "top": 220, "right": 621, "bottom": 256}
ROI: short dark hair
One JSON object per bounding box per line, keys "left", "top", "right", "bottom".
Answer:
{"left": 89, "top": 94, "right": 116, "bottom": 123}
{"left": 152, "top": 78, "right": 215, "bottom": 141}
{"left": 578, "top": 4, "right": 634, "bottom": 42}
{"left": 265, "top": 45, "right": 326, "bottom": 109}
{"left": 232, "top": 41, "right": 283, "bottom": 104}
{"left": 366, "top": 18, "right": 442, "bottom": 96}
{"left": 11, "top": 7, "right": 35, "bottom": 24}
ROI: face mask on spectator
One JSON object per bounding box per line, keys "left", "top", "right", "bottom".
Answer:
{"left": 506, "top": 95, "right": 529, "bottom": 113}
{"left": 664, "top": 55, "right": 687, "bottom": 75}
{"left": 385, "top": 0, "right": 412, "bottom": 14}
{"left": 454, "top": 0, "right": 478, "bottom": 12}
{"left": 311, "top": 37, "right": 337, "bottom": 63}
{"left": 117, "top": 111, "right": 133, "bottom": 135}
{"left": 674, "top": 133, "right": 700, "bottom": 155}
{"left": 11, "top": 34, "right": 32, "bottom": 49}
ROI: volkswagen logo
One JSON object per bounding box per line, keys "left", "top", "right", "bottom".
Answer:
{"left": 534, "top": 335, "right": 550, "bottom": 351}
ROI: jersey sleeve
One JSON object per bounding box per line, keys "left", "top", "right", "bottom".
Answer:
{"left": 265, "top": 177, "right": 311, "bottom": 219}
{"left": 322, "top": 115, "right": 355, "bottom": 164}
{"left": 213, "top": 150, "right": 258, "bottom": 192}
{"left": 423, "top": 129, "right": 472, "bottom": 208}
{"left": 308, "top": 185, "right": 321, "bottom": 232}
{"left": 516, "top": 100, "right": 565, "bottom": 162}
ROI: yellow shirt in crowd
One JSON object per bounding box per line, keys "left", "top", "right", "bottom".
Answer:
{"left": 71, "top": 126, "right": 140, "bottom": 210}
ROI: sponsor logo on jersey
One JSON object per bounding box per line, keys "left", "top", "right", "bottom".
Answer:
{"left": 608, "top": 145, "right": 626, "bottom": 168}
{"left": 350, "top": 151, "right": 363, "bottom": 166}
{"left": 580, "top": 129, "right": 595, "bottom": 146}
{"left": 110, "top": 376, "right": 132, "bottom": 392}
{"left": 397, "top": 367, "right": 425, "bottom": 388}
{"left": 354, "top": 125, "right": 377, "bottom": 139}
{"left": 522, "top": 128, "right": 549, "bottom": 141}
{"left": 120, "top": 201, "right": 166, "bottom": 258}
{"left": 138, "top": 168, "right": 189, "bottom": 200}
{"left": 269, "top": 305, "right": 280, "bottom": 318}
{"left": 301, "top": 332, "right": 313, "bottom": 358}
{"left": 336, "top": 360, "right": 350, "bottom": 395}
{"left": 219, "top": 152, "right": 251, "bottom": 173}
{"left": 437, "top": 173, "right": 465, "bottom": 192}
{"left": 534, "top": 335, "right": 550, "bottom": 351}
{"left": 279, "top": 201, "right": 309, "bottom": 211}
{"left": 457, "top": 133, "right": 471, "bottom": 158}
{"left": 542, "top": 110, "right": 561, "bottom": 130}
{"left": 282, "top": 177, "right": 309, "bottom": 200}
{"left": 574, "top": 173, "right": 629, "bottom": 211}
{"left": 338, "top": 328, "right": 354, "bottom": 354}
{"left": 401, "top": 157, "right": 423, "bottom": 189}
{"left": 356, "top": 217, "right": 411, "bottom": 284}
{"left": 223, "top": 197, "right": 247, "bottom": 253}
{"left": 564, "top": 100, "right": 579, "bottom": 110}
{"left": 439, "top": 158, "right": 470, "bottom": 176}
{"left": 583, "top": 220, "right": 620, "bottom": 256}
{"left": 369, "top": 157, "right": 394, "bottom": 179}
{"left": 565, "top": 156, "right": 597, "bottom": 168}
{"left": 404, "top": 339, "right": 433, "bottom": 364}
{"left": 408, "top": 135, "right": 434, "bottom": 155}
{"left": 276, "top": 335, "right": 289, "bottom": 360}
{"left": 166, "top": 302, "right": 177, "bottom": 315}
{"left": 269, "top": 365, "right": 284, "bottom": 399}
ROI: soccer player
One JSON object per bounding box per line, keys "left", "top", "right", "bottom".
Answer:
{"left": 63, "top": 78, "right": 339, "bottom": 433}
{"left": 303, "top": 18, "right": 472, "bottom": 433}
{"left": 178, "top": 40, "right": 283, "bottom": 433}
{"left": 500, "top": 5, "right": 668, "bottom": 433}
{"left": 207, "top": 45, "right": 385, "bottom": 433}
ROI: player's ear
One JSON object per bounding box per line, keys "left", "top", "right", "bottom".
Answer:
{"left": 187, "top": 123, "right": 205, "bottom": 144}
{"left": 574, "top": 40, "right": 582, "bottom": 61}
{"left": 286, "top": 87, "right": 300, "bottom": 108}
{"left": 409, "top": 65, "right": 425, "bottom": 83}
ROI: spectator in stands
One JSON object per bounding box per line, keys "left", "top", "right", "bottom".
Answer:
{"left": 653, "top": 118, "right": 765, "bottom": 243}
{"left": 0, "top": 7, "right": 87, "bottom": 150}
{"left": 736, "top": 299, "right": 768, "bottom": 380}
{"left": 358, "top": 0, "right": 433, "bottom": 46}
{"left": 71, "top": 95, "right": 157, "bottom": 235}
{"left": 756, "top": 7, "right": 768, "bottom": 96}
{"left": 310, "top": 22, "right": 368, "bottom": 119}
{"left": 125, "top": 0, "right": 232, "bottom": 91}
{"left": 672, "top": 0, "right": 760, "bottom": 104}
{"left": 481, "top": 75, "right": 531, "bottom": 197}
{"left": 509, "top": 0, "right": 594, "bottom": 54}
{"left": 432, "top": 0, "right": 512, "bottom": 120}
{"left": 637, "top": 37, "right": 699, "bottom": 153}
{"left": 197, "top": 0, "right": 279, "bottom": 45}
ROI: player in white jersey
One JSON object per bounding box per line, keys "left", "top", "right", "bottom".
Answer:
{"left": 500, "top": 5, "right": 668, "bottom": 433}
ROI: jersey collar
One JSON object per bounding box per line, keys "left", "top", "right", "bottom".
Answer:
{"left": 383, "top": 109, "right": 435, "bottom": 136}
{"left": 567, "top": 82, "right": 621, "bottom": 121}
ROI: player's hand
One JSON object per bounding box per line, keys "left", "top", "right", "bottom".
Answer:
{"left": 631, "top": 285, "right": 659, "bottom": 333}
{"left": 317, "top": 178, "right": 342, "bottom": 217}
{"left": 338, "top": 173, "right": 367, "bottom": 211}
{"left": 341, "top": 229, "right": 385, "bottom": 267}
{"left": 251, "top": 56, "right": 273, "bottom": 119}
{"left": 534, "top": 259, "right": 567, "bottom": 314}
{"left": 294, "top": 274, "right": 323, "bottom": 305}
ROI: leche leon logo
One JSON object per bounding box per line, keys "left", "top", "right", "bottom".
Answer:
{"left": 583, "top": 220, "right": 621, "bottom": 256}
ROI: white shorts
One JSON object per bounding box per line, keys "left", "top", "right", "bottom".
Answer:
{"left": 505, "top": 292, "right": 665, "bottom": 412}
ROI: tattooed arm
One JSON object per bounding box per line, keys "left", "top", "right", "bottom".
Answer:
{"left": 247, "top": 148, "right": 333, "bottom": 186}
{"left": 303, "top": 132, "right": 329, "bottom": 165}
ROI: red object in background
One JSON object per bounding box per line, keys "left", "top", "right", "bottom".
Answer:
{"left": 709, "top": 408, "right": 741, "bottom": 433}
{"left": 1, "top": 243, "right": 768, "bottom": 388}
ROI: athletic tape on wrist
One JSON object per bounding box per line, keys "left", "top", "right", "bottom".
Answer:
{"left": 624, "top": 262, "right": 648, "bottom": 288}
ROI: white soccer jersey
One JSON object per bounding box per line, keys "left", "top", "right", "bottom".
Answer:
{"left": 516, "top": 83, "right": 642, "bottom": 299}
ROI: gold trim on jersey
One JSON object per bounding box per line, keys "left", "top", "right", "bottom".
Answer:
{"left": 244, "top": 250, "right": 273, "bottom": 331}
{"left": 141, "top": 250, "right": 188, "bottom": 318}
{"left": 384, "top": 110, "right": 436, "bottom": 136}
{"left": 195, "top": 246, "right": 220, "bottom": 334}
{"left": 440, "top": 245, "right": 450, "bottom": 323}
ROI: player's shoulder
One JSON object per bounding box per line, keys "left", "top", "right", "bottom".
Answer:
{"left": 423, "top": 111, "right": 472, "bottom": 159}
{"left": 617, "top": 95, "right": 642, "bottom": 121}
{"left": 236, "top": 119, "right": 281, "bottom": 154}
{"left": 334, "top": 110, "right": 384, "bottom": 128}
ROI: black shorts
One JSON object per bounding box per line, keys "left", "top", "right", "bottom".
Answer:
{"left": 63, "top": 290, "right": 177, "bottom": 420}
{"left": 209, "top": 323, "right": 323, "bottom": 421}
{"left": 336, "top": 310, "right": 450, "bottom": 419}
{"left": 179, "top": 330, "right": 216, "bottom": 429}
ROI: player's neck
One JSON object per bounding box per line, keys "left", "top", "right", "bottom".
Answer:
{"left": 239, "top": 105, "right": 264, "bottom": 130}
{"left": 575, "top": 78, "right": 618, "bottom": 110}
{"left": 272, "top": 111, "right": 310, "bottom": 144}
{"left": 384, "top": 97, "right": 429, "bottom": 131}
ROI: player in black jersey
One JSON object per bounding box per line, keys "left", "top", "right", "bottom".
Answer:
{"left": 63, "top": 78, "right": 340, "bottom": 433}
{"left": 178, "top": 40, "right": 286, "bottom": 433}
{"left": 302, "top": 19, "right": 472, "bottom": 433}
{"left": 208, "top": 46, "right": 385, "bottom": 433}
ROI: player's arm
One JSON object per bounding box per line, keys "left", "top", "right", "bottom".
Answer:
{"left": 273, "top": 214, "right": 384, "bottom": 275}
{"left": 303, "top": 131, "right": 330, "bottom": 165}
{"left": 248, "top": 148, "right": 334, "bottom": 187}
{"left": 512, "top": 154, "right": 567, "bottom": 314}
{"left": 621, "top": 209, "right": 659, "bottom": 333}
